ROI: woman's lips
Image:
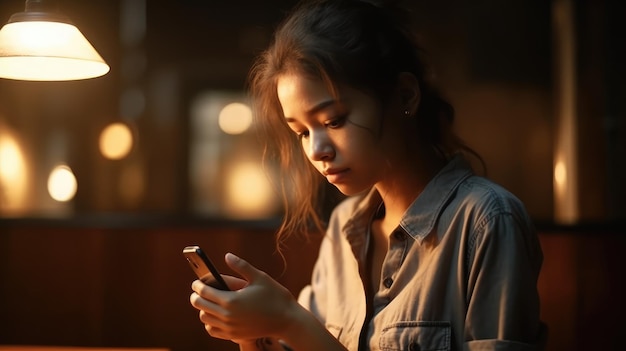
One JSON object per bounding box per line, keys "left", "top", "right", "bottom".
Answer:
{"left": 324, "top": 168, "right": 350, "bottom": 183}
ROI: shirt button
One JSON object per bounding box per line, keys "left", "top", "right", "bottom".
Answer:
{"left": 409, "top": 342, "right": 421, "bottom": 351}
{"left": 393, "top": 230, "right": 406, "bottom": 241}
{"left": 383, "top": 277, "right": 393, "bottom": 288}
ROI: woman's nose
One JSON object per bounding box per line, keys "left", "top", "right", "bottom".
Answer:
{"left": 308, "top": 130, "right": 335, "bottom": 161}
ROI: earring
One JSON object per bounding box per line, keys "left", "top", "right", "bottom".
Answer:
{"left": 403, "top": 110, "right": 410, "bottom": 116}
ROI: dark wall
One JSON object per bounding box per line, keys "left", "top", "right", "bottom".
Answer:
{"left": 0, "top": 219, "right": 320, "bottom": 351}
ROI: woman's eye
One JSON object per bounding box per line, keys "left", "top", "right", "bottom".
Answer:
{"left": 296, "top": 130, "right": 309, "bottom": 139}
{"left": 326, "top": 115, "right": 347, "bottom": 129}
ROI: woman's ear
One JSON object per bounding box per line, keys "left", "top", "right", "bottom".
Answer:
{"left": 397, "top": 72, "right": 420, "bottom": 116}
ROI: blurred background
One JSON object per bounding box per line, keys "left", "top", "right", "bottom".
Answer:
{"left": 0, "top": 0, "right": 624, "bottom": 350}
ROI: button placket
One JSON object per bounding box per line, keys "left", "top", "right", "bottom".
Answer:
{"left": 380, "top": 228, "right": 408, "bottom": 291}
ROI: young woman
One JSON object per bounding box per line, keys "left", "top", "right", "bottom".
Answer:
{"left": 190, "top": 0, "right": 545, "bottom": 350}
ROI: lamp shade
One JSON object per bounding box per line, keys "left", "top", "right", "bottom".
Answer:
{"left": 0, "top": 2, "right": 110, "bottom": 81}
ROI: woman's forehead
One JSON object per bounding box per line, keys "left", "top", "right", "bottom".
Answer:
{"left": 277, "top": 74, "right": 336, "bottom": 118}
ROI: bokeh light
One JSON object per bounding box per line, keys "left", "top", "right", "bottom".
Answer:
{"left": 0, "top": 129, "right": 29, "bottom": 212}
{"left": 99, "top": 122, "right": 134, "bottom": 160}
{"left": 218, "top": 102, "right": 253, "bottom": 135}
{"left": 225, "top": 161, "right": 277, "bottom": 219}
{"left": 554, "top": 160, "right": 567, "bottom": 187}
{"left": 48, "top": 165, "right": 77, "bottom": 202}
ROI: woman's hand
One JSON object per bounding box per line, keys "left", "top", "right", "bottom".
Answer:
{"left": 189, "top": 253, "right": 299, "bottom": 341}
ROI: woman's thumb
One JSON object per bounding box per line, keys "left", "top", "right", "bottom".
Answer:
{"left": 224, "top": 253, "right": 260, "bottom": 281}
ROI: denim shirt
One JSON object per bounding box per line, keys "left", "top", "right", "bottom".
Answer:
{"left": 296, "top": 155, "right": 545, "bottom": 351}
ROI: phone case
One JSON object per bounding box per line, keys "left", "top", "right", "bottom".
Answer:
{"left": 183, "top": 245, "right": 230, "bottom": 290}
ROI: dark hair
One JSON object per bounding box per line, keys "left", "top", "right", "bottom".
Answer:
{"left": 249, "top": 0, "right": 479, "bottom": 247}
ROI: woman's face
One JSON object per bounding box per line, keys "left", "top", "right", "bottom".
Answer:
{"left": 277, "top": 73, "right": 396, "bottom": 196}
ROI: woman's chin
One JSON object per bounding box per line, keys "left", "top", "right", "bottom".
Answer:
{"left": 332, "top": 183, "right": 371, "bottom": 197}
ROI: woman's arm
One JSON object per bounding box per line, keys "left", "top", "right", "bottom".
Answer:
{"left": 233, "top": 308, "right": 348, "bottom": 351}
{"left": 276, "top": 303, "right": 348, "bottom": 351}
{"left": 464, "top": 211, "right": 545, "bottom": 349}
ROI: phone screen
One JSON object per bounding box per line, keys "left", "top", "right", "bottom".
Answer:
{"left": 183, "top": 245, "right": 230, "bottom": 291}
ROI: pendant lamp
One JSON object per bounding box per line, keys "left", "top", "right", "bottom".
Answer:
{"left": 0, "top": 0, "right": 110, "bottom": 81}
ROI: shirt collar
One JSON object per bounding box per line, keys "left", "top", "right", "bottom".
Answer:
{"left": 342, "top": 154, "right": 474, "bottom": 246}
{"left": 400, "top": 154, "right": 474, "bottom": 242}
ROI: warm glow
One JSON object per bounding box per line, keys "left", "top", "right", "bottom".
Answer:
{"left": 0, "top": 21, "right": 109, "bottom": 81}
{"left": 554, "top": 156, "right": 567, "bottom": 209}
{"left": 552, "top": 0, "right": 579, "bottom": 224}
{"left": 0, "top": 130, "right": 29, "bottom": 212}
{"left": 554, "top": 160, "right": 567, "bottom": 187}
{"left": 99, "top": 123, "right": 133, "bottom": 160}
{"left": 0, "top": 136, "right": 22, "bottom": 179}
{"left": 218, "top": 102, "right": 253, "bottom": 135}
{"left": 48, "top": 165, "right": 77, "bottom": 202}
{"left": 225, "top": 162, "right": 277, "bottom": 218}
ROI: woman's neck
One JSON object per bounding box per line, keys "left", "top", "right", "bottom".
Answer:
{"left": 374, "top": 149, "right": 446, "bottom": 231}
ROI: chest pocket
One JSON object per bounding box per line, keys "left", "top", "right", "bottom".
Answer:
{"left": 379, "top": 321, "right": 451, "bottom": 351}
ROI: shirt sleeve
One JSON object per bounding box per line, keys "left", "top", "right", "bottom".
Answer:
{"left": 464, "top": 208, "right": 546, "bottom": 350}
{"left": 297, "top": 234, "right": 331, "bottom": 324}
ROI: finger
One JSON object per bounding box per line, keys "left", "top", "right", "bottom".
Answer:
{"left": 205, "top": 324, "right": 241, "bottom": 341}
{"left": 204, "top": 323, "right": 228, "bottom": 339}
{"left": 199, "top": 309, "right": 228, "bottom": 326}
{"left": 190, "top": 291, "right": 211, "bottom": 310}
{"left": 201, "top": 311, "right": 247, "bottom": 341}
{"left": 190, "top": 292, "right": 229, "bottom": 317}
{"left": 190, "top": 291, "right": 208, "bottom": 310}
{"left": 198, "top": 275, "right": 229, "bottom": 290}
{"left": 192, "top": 279, "right": 212, "bottom": 294}
{"left": 192, "top": 279, "right": 230, "bottom": 301}
{"left": 191, "top": 279, "right": 215, "bottom": 296}
{"left": 224, "top": 253, "right": 266, "bottom": 282}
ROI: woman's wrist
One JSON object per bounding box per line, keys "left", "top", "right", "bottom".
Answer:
{"left": 280, "top": 300, "right": 310, "bottom": 340}
{"left": 278, "top": 300, "right": 347, "bottom": 351}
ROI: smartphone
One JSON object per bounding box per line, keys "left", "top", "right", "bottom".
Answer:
{"left": 183, "top": 245, "right": 230, "bottom": 291}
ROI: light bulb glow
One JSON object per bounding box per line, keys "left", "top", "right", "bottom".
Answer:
{"left": 48, "top": 165, "right": 77, "bottom": 202}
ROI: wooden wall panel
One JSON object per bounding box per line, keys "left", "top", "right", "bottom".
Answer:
{"left": 1, "top": 220, "right": 624, "bottom": 351}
